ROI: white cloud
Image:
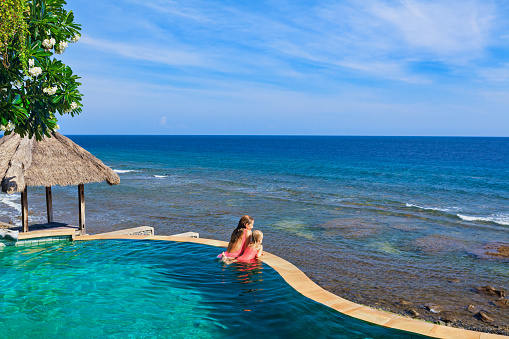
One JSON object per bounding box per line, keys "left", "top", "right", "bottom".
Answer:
{"left": 334, "top": 59, "right": 431, "bottom": 84}
{"left": 480, "top": 90, "right": 509, "bottom": 103}
{"left": 71, "top": 0, "right": 504, "bottom": 85}
{"left": 477, "top": 63, "right": 509, "bottom": 82}
{"left": 367, "top": 0, "right": 495, "bottom": 56}
{"left": 125, "top": 0, "right": 210, "bottom": 22}
{"left": 80, "top": 35, "right": 206, "bottom": 67}
{"left": 159, "top": 116, "right": 167, "bottom": 126}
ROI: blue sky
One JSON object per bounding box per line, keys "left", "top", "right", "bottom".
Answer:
{"left": 58, "top": 0, "right": 509, "bottom": 136}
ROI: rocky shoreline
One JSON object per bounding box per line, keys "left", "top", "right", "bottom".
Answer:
{"left": 320, "top": 284, "right": 509, "bottom": 336}
{"left": 320, "top": 242, "right": 509, "bottom": 336}
{"left": 286, "top": 241, "right": 509, "bottom": 337}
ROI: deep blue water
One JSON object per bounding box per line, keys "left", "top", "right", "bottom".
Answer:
{"left": 1, "top": 136, "right": 508, "bottom": 326}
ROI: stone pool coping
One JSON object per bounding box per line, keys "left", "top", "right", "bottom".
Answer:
{"left": 71, "top": 234, "right": 507, "bottom": 339}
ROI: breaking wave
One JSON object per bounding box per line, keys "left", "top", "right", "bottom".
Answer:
{"left": 0, "top": 193, "right": 21, "bottom": 213}
{"left": 405, "top": 203, "right": 460, "bottom": 213}
{"left": 457, "top": 213, "right": 509, "bottom": 226}
{"left": 113, "top": 169, "right": 137, "bottom": 174}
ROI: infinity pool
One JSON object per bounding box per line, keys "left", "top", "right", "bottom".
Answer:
{"left": 0, "top": 240, "right": 426, "bottom": 338}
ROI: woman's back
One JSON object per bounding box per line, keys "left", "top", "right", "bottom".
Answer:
{"left": 224, "top": 228, "right": 251, "bottom": 257}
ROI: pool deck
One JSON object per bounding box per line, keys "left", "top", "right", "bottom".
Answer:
{"left": 6, "top": 228, "right": 506, "bottom": 339}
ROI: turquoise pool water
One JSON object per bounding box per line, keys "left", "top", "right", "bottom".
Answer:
{"left": 0, "top": 240, "right": 427, "bottom": 338}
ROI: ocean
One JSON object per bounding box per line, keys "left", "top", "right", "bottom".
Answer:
{"left": 1, "top": 136, "right": 508, "bottom": 331}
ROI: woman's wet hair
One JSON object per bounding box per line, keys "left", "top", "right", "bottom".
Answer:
{"left": 227, "top": 215, "right": 254, "bottom": 252}
{"left": 237, "top": 215, "right": 253, "bottom": 229}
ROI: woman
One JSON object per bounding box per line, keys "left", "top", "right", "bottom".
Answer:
{"left": 221, "top": 215, "right": 254, "bottom": 259}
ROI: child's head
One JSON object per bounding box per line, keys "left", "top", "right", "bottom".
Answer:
{"left": 252, "top": 230, "right": 263, "bottom": 243}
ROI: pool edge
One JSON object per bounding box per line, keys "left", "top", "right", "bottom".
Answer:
{"left": 73, "top": 234, "right": 507, "bottom": 339}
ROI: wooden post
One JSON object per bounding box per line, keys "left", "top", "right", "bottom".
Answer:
{"left": 78, "top": 184, "right": 85, "bottom": 235}
{"left": 45, "top": 187, "right": 54, "bottom": 223}
{"left": 21, "top": 187, "right": 28, "bottom": 232}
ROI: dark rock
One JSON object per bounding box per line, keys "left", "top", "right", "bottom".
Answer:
{"left": 448, "top": 278, "right": 461, "bottom": 284}
{"left": 476, "top": 285, "right": 494, "bottom": 293}
{"left": 494, "top": 298, "right": 509, "bottom": 308}
{"left": 476, "top": 285, "right": 506, "bottom": 298}
{"left": 408, "top": 309, "right": 420, "bottom": 317}
{"left": 484, "top": 242, "right": 509, "bottom": 258}
{"left": 424, "top": 304, "right": 442, "bottom": 313}
{"left": 475, "top": 311, "right": 494, "bottom": 323}
{"left": 398, "top": 299, "right": 410, "bottom": 306}
{"left": 440, "top": 313, "right": 458, "bottom": 323}
{"left": 467, "top": 305, "right": 479, "bottom": 313}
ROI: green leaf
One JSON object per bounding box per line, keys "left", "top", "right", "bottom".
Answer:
{"left": 12, "top": 95, "right": 22, "bottom": 104}
{"left": 53, "top": 95, "right": 63, "bottom": 103}
{"left": 66, "top": 11, "right": 75, "bottom": 25}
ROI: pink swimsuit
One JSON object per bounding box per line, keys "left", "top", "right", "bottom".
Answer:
{"left": 219, "top": 229, "right": 248, "bottom": 258}
{"left": 236, "top": 246, "right": 259, "bottom": 262}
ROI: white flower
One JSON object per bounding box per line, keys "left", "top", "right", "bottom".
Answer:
{"left": 29, "top": 67, "right": 42, "bottom": 77}
{"left": 28, "top": 59, "right": 34, "bottom": 67}
{"left": 70, "top": 34, "right": 81, "bottom": 43}
{"left": 42, "top": 39, "right": 51, "bottom": 49}
{"left": 62, "top": 102, "right": 78, "bottom": 113}
{"left": 43, "top": 86, "right": 58, "bottom": 95}
{"left": 12, "top": 80, "right": 23, "bottom": 88}
{"left": 0, "top": 122, "right": 15, "bottom": 132}
{"left": 54, "top": 41, "right": 68, "bottom": 54}
{"left": 42, "top": 38, "right": 56, "bottom": 49}
{"left": 63, "top": 102, "right": 78, "bottom": 113}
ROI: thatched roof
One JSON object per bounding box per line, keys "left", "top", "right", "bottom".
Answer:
{"left": 0, "top": 132, "right": 120, "bottom": 194}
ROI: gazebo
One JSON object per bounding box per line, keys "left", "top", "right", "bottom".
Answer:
{"left": 0, "top": 132, "right": 120, "bottom": 235}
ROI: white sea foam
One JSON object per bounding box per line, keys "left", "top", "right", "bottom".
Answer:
{"left": 153, "top": 175, "right": 168, "bottom": 178}
{"left": 1, "top": 193, "right": 63, "bottom": 227}
{"left": 405, "top": 203, "right": 459, "bottom": 213}
{"left": 0, "top": 193, "right": 22, "bottom": 226}
{"left": 113, "top": 169, "right": 137, "bottom": 174}
{"left": 457, "top": 214, "right": 509, "bottom": 226}
{"left": 0, "top": 193, "right": 21, "bottom": 213}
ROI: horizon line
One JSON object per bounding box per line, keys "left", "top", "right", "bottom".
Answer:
{"left": 59, "top": 134, "right": 509, "bottom": 138}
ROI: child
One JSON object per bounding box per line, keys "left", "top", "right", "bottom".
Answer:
{"left": 236, "top": 230, "right": 263, "bottom": 262}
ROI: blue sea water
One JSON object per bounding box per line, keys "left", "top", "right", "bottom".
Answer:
{"left": 1, "top": 136, "right": 508, "bottom": 326}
